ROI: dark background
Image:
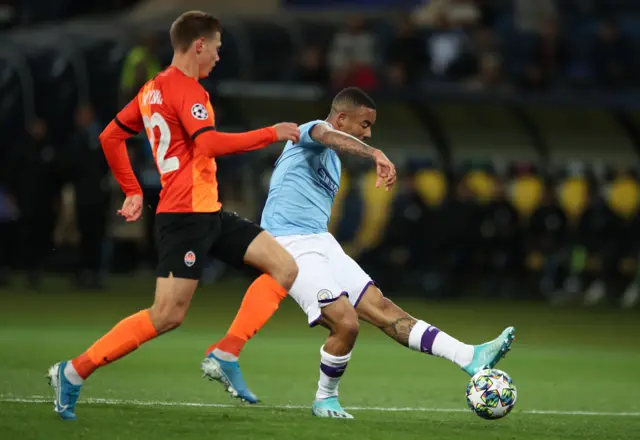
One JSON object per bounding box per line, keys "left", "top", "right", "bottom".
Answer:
{"left": 1, "top": 0, "right": 640, "bottom": 310}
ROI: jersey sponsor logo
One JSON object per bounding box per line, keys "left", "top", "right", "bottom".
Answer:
{"left": 317, "top": 167, "right": 339, "bottom": 196}
{"left": 191, "top": 103, "right": 209, "bottom": 120}
{"left": 184, "top": 250, "right": 196, "bottom": 267}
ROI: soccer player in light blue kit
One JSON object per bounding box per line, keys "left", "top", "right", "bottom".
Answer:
{"left": 202, "top": 87, "right": 515, "bottom": 418}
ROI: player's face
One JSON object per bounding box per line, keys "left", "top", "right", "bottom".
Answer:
{"left": 338, "top": 106, "right": 376, "bottom": 142}
{"left": 196, "top": 32, "right": 221, "bottom": 78}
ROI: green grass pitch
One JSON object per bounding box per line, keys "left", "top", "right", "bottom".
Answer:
{"left": 1, "top": 275, "right": 639, "bottom": 439}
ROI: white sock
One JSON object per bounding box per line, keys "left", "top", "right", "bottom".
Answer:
{"left": 316, "top": 345, "right": 351, "bottom": 400}
{"left": 63, "top": 361, "right": 84, "bottom": 386}
{"left": 212, "top": 348, "right": 238, "bottom": 362}
{"left": 408, "top": 320, "right": 474, "bottom": 367}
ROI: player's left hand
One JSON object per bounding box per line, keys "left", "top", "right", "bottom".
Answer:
{"left": 118, "top": 194, "right": 143, "bottom": 222}
{"left": 373, "top": 150, "right": 397, "bottom": 191}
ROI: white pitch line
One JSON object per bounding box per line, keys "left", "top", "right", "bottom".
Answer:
{"left": 1, "top": 396, "right": 639, "bottom": 417}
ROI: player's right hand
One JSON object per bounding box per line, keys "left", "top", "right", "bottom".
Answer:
{"left": 273, "top": 123, "right": 300, "bottom": 143}
{"left": 373, "top": 149, "right": 397, "bottom": 191}
{"left": 118, "top": 194, "right": 143, "bottom": 222}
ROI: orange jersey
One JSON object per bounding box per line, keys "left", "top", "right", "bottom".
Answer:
{"left": 100, "top": 66, "right": 277, "bottom": 215}
{"left": 118, "top": 66, "right": 220, "bottom": 213}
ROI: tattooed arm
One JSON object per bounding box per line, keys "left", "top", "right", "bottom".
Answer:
{"left": 310, "top": 121, "right": 379, "bottom": 160}
{"left": 310, "top": 122, "right": 397, "bottom": 190}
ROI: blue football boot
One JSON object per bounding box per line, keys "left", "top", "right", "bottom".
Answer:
{"left": 47, "top": 361, "right": 82, "bottom": 421}
{"left": 462, "top": 327, "right": 516, "bottom": 376}
{"left": 312, "top": 396, "right": 354, "bottom": 419}
{"left": 201, "top": 353, "right": 259, "bottom": 403}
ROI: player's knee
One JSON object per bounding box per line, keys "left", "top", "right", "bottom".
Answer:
{"left": 284, "top": 259, "right": 299, "bottom": 289}
{"left": 150, "top": 301, "right": 188, "bottom": 333}
{"left": 163, "top": 308, "right": 186, "bottom": 331}
{"left": 336, "top": 308, "right": 360, "bottom": 342}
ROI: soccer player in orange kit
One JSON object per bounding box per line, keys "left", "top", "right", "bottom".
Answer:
{"left": 47, "top": 11, "right": 300, "bottom": 420}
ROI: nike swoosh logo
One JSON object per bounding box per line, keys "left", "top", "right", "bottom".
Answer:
{"left": 55, "top": 365, "right": 69, "bottom": 413}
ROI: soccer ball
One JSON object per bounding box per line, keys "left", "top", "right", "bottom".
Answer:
{"left": 465, "top": 369, "right": 517, "bottom": 419}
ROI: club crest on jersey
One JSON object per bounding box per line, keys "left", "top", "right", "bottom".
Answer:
{"left": 191, "top": 103, "right": 209, "bottom": 120}
{"left": 184, "top": 251, "right": 196, "bottom": 267}
{"left": 317, "top": 289, "right": 334, "bottom": 302}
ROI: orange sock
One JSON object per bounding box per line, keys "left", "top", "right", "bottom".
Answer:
{"left": 72, "top": 309, "right": 158, "bottom": 379}
{"left": 207, "top": 274, "right": 288, "bottom": 357}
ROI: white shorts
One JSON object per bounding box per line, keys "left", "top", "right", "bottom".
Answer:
{"left": 275, "top": 233, "right": 375, "bottom": 326}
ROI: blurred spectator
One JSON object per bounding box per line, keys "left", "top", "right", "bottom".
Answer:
{"left": 480, "top": 179, "right": 521, "bottom": 296}
{"left": 462, "top": 26, "right": 509, "bottom": 90}
{"left": 67, "top": 104, "right": 110, "bottom": 289}
{"left": 514, "top": 0, "right": 557, "bottom": 33}
{"left": 120, "top": 31, "right": 162, "bottom": 105}
{"left": 297, "top": 45, "right": 330, "bottom": 85}
{"left": 438, "top": 177, "right": 483, "bottom": 287}
{"left": 327, "top": 17, "right": 378, "bottom": 90}
{"left": 364, "top": 169, "right": 434, "bottom": 287}
{"left": 425, "top": 11, "right": 472, "bottom": 78}
{"left": 578, "top": 185, "right": 620, "bottom": 306}
{"left": 590, "top": 18, "right": 633, "bottom": 89}
{"left": 530, "top": 182, "right": 569, "bottom": 300}
{"left": 14, "top": 118, "right": 61, "bottom": 289}
{"left": 518, "top": 18, "right": 570, "bottom": 90}
{"left": 413, "top": 0, "right": 480, "bottom": 28}
{"left": 465, "top": 52, "right": 506, "bottom": 90}
{"left": 386, "top": 17, "right": 427, "bottom": 87}
{"left": 385, "top": 16, "right": 427, "bottom": 87}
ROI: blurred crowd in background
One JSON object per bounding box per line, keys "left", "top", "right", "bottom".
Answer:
{"left": 288, "top": 0, "right": 640, "bottom": 93}
{"left": 5, "top": 0, "right": 640, "bottom": 91}
{"left": 1, "top": 0, "right": 639, "bottom": 309}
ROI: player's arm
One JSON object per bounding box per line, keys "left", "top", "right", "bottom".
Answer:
{"left": 194, "top": 126, "right": 280, "bottom": 158}
{"left": 310, "top": 122, "right": 397, "bottom": 189}
{"left": 177, "top": 86, "right": 298, "bottom": 158}
{"left": 310, "top": 122, "right": 378, "bottom": 159}
{"left": 99, "top": 99, "right": 144, "bottom": 197}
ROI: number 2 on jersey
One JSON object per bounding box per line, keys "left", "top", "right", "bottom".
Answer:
{"left": 143, "top": 113, "right": 179, "bottom": 174}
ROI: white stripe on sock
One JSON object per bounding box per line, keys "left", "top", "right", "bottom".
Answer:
{"left": 212, "top": 348, "right": 238, "bottom": 362}
{"left": 63, "top": 362, "right": 84, "bottom": 386}
{"left": 408, "top": 320, "right": 430, "bottom": 351}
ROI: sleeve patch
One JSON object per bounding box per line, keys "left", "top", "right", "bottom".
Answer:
{"left": 191, "top": 103, "right": 209, "bottom": 120}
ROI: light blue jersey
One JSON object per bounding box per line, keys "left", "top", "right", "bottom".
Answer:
{"left": 261, "top": 120, "right": 341, "bottom": 236}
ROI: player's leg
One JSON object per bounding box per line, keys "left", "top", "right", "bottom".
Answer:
{"left": 202, "top": 212, "right": 297, "bottom": 402}
{"left": 263, "top": 236, "right": 357, "bottom": 418}
{"left": 49, "top": 275, "right": 199, "bottom": 420}
{"left": 324, "top": 233, "right": 515, "bottom": 376}
{"left": 355, "top": 284, "right": 515, "bottom": 375}
{"left": 311, "top": 296, "right": 359, "bottom": 419}
{"left": 208, "top": 230, "right": 296, "bottom": 357}
{"left": 48, "top": 213, "right": 213, "bottom": 420}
